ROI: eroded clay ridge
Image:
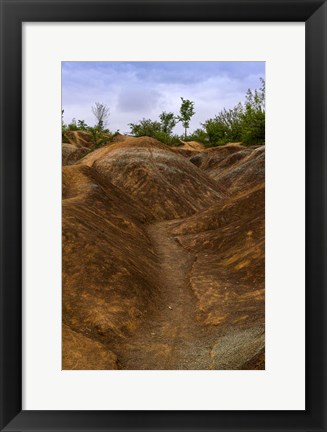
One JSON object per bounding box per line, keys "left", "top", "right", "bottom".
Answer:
{"left": 62, "top": 135, "right": 265, "bottom": 370}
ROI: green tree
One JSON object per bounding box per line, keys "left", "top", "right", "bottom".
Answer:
{"left": 203, "top": 103, "right": 244, "bottom": 146}
{"left": 187, "top": 128, "right": 209, "bottom": 144}
{"left": 178, "top": 97, "right": 195, "bottom": 139}
{"left": 241, "top": 78, "right": 265, "bottom": 145}
{"left": 67, "top": 118, "right": 78, "bottom": 131}
{"left": 199, "top": 79, "right": 265, "bottom": 147}
{"left": 77, "top": 119, "right": 88, "bottom": 130}
{"left": 129, "top": 118, "right": 162, "bottom": 137}
{"left": 159, "top": 111, "right": 177, "bottom": 134}
{"left": 129, "top": 118, "right": 180, "bottom": 145}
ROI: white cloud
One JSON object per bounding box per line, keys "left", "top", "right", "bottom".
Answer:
{"left": 62, "top": 62, "right": 264, "bottom": 135}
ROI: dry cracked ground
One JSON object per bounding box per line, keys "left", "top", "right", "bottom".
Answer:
{"left": 62, "top": 133, "right": 265, "bottom": 370}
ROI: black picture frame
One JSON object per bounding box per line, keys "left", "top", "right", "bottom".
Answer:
{"left": 0, "top": 0, "right": 326, "bottom": 431}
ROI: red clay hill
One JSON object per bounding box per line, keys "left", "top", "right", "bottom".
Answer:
{"left": 62, "top": 134, "right": 265, "bottom": 370}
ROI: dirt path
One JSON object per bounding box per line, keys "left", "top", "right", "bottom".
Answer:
{"left": 111, "top": 221, "right": 216, "bottom": 370}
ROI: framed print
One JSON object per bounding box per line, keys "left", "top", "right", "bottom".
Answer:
{"left": 0, "top": 0, "right": 326, "bottom": 431}
{"left": 61, "top": 60, "right": 266, "bottom": 372}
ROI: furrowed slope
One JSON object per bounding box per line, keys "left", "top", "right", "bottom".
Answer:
{"left": 169, "top": 183, "right": 265, "bottom": 327}
{"left": 166, "top": 147, "right": 265, "bottom": 368}
{"left": 79, "top": 136, "right": 226, "bottom": 221}
{"left": 189, "top": 143, "right": 245, "bottom": 169}
{"left": 62, "top": 163, "right": 160, "bottom": 368}
{"left": 190, "top": 144, "right": 265, "bottom": 193}
{"left": 62, "top": 136, "right": 265, "bottom": 370}
{"left": 62, "top": 143, "right": 90, "bottom": 166}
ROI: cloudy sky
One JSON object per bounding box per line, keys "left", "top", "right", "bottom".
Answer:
{"left": 62, "top": 61, "right": 265, "bottom": 135}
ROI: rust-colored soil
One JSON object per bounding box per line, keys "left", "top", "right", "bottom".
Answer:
{"left": 64, "top": 130, "right": 94, "bottom": 148}
{"left": 62, "top": 143, "right": 90, "bottom": 166}
{"left": 179, "top": 140, "right": 206, "bottom": 151}
{"left": 62, "top": 135, "right": 265, "bottom": 369}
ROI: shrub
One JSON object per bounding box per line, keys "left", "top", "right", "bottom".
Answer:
{"left": 186, "top": 128, "right": 209, "bottom": 145}
{"left": 240, "top": 79, "right": 265, "bottom": 145}
{"left": 87, "top": 126, "right": 118, "bottom": 149}
{"left": 67, "top": 118, "right": 78, "bottom": 131}
{"left": 129, "top": 118, "right": 180, "bottom": 146}
{"left": 193, "top": 79, "right": 265, "bottom": 147}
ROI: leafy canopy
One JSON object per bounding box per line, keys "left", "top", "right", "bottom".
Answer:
{"left": 199, "top": 79, "right": 265, "bottom": 146}
{"left": 177, "top": 98, "right": 195, "bottom": 138}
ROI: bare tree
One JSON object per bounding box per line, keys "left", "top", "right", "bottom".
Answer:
{"left": 91, "top": 102, "right": 110, "bottom": 129}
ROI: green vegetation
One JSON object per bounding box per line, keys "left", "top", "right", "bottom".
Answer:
{"left": 87, "top": 126, "right": 118, "bottom": 149}
{"left": 62, "top": 79, "right": 265, "bottom": 148}
{"left": 199, "top": 78, "right": 265, "bottom": 146}
{"left": 159, "top": 112, "right": 177, "bottom": 134}
{"left": 77, "top": 120, "right": 88, "bottom": 130}
{"left": 129, "top": 115, "right": 180, "bottom": 146}
{"left": 127, "top": 80, "right": 264, "bottom": 146}
{"left": 62, "top": 103, "right": 118, "bottom": 150}
{"left": 129, "top": 98, "right": 196, "bottom": 143}
{"left": 177, "top": 97, "right": 195, "bottom": 139}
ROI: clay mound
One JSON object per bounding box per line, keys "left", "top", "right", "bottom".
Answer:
{"left": 62, "top": 143, "right": 89, "bottom": 165}
{"left": 80, "top": 135, "right": 174, "bottom": 166}
{"left": 111, "top": 133, "right": 129, "bottom": 143}
{"left": 62, "top": 163, "right": 149, "bottom": 222}
{"left": 166, "top": 187, "right": 265, "bottom": 367}
{"left": 162, "top": 151, "right": 265, "bottom": 368}
{"left": 62, "top": 164, "right": 161, "bottom": 365}
{"left": 170, "top": 182, "right": 264, "bottom": 236}
{"left": 179, "top": 140, "right": 205, "bottom": 151}
{"left": 64, "top": 130, "right": 94, "bottom": 148}
{"left": 191, "top": 144, "right": 264, "bottom": 194}
{"left": 171, "top": 148, "right": 200, "bottom": 158}
{"left": 189, "top": 143, "right": 245, "bottom": 170}
{"left": 80, "top": 135, "right": 226, "bottom": 221}
{"left": 214, "top": 146, "right": 265, "bottom": 193}
{"left": 64, "top": 130, "right": 116, "bottom": 150}
{"left": 62, "top": 135, "right": 265, "bottom": 370}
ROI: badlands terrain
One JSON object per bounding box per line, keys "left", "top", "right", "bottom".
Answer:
{"left": 62, "top": 133, "right": 265, "bottom": 370}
